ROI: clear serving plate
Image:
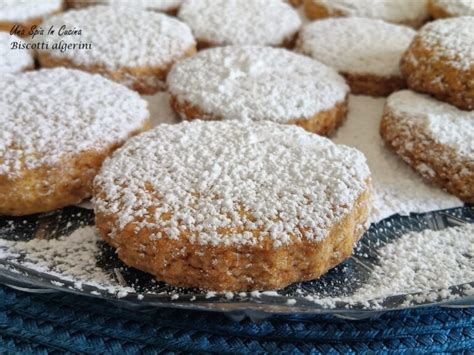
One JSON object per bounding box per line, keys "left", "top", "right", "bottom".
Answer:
{"left": 0, "top": 205, "right": 472, "bottom": 321}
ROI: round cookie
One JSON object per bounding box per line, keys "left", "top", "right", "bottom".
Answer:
{"left": 400, "top": 17, "right": 474, "bottom": 111}
{"left": 0, "top": 68, "right": 151, "bottom": 216}
{"left": 37, "top": 6, "right": 196, "bottom": 95}
{"left": 304, "top": 0, "right": 429, "bottom": 27}
{"left": 0, "top": 0, "right": 62, "bottom": 33}
{"left": 0, "top": 33, "right": 34, "bottom": 74}
{"left": 296, "top": 18, "right": 416, "bottom": 97}
{"left": 93, "top": 120, "right": 371, "bottom": 291}
{"left": 66, "top": 0, "right": 183, "bottom": 14}
{"left": 429, "top": 0, "right": 474, "bottom": 18}
{"left": 167, "top": 46, "right": 349, "bottom": 136}
{"left": 178, "top": 0, "right": 301, "bottom": 48}
{"left": 380, "top": 90, "right": 474, "bottom": 203}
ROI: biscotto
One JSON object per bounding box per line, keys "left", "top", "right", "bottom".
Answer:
{"left": 400, "top": 17, "right": 474, "bottom": 111}
{"left": 296, "top": 18, "right": 416, "bottom": 97}
{"left": 37, "top": 6, "right": 196, "bottom": 94}
{"left": 167, "top": 46, "right": 349, "bottom": 136}
{"left": 93, "top": 120, "right": 372, "bottom": 291}
{"left": 0, "top": 68, "right": 151, "bottom": 216}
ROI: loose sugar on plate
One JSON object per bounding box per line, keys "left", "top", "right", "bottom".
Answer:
{"left": 304, "top": 223, "right": 474, "bottom": 308}
{"left": 1, "top": 222, "right": 472, "bottom": 309}
{"left": 0, "top": 226, "right": 133, "bottom": 296}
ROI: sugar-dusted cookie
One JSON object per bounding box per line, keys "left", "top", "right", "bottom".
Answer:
{"left": 167, "top": 46, "right": 349, "bottom": 135}
{"left": 0, "top": 0, "right": 62, "bottom": 33}
{"left": 297, "top": 18, "right": 416, "bottom": 97}
{"left": 380, "top": 90, "right": 474, "bottom": 203}
{"left": 94, "top": 120, "right": 371, "bottom": 291}
{"left": 304, "top": 0, "right": 429, "bottom": 27}
{"left": 0, "top": 68, "right": 151, "bottom": 216}
{"left": 0, "top": 33, "right": 34, "bottom": 74}
{"left": 401, "top": 17, "right": 474, "bottom": 111}
{"left": 38, "top": 6, "right": 196, "bottom": 94}
{"left": 178, "top": 0, "right": 301, "bottom": 48}
{"left": 428, "top": 0, "right": 474, "bottom": 18}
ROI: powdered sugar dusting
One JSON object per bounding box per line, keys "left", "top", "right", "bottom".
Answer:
{"left": 417, "top": 16, "right": 474, "bottom": 71}
{"left": 39, "top": 6, "right": 195, "bottom": 71}
{"left": 306, "top": 223, "right": 474, "bottom": 308}
{"left": 94, "top": 120, "right": 370, "bottom": 247}
{"left": 360, "top": 224, "right": 474, "bottom": 304}
{"left": 0, "top": 226, "right": 135, "bottom": 295}
{"left": 178, "top": 0, "right": 301, "bottom": 46}
{"left": 167, "top": 46, "right": 349, "bottom": 122}
{"left": 0, "top": 33, "right": 34, "bottom": 74}
{"left": 1, "top": 217, "right": 471, "bottom": 308}
{"left": 386, "top": 90, "right": 474, "bottom": 159}
{"left": 310, "top": 0, "right": 429, "bottom": 25}
{"left": 0, "top": 226, "right": 109, "bottom": 284}
{"left": 297, "top": 18, "right": 416, "bottom": 77}
{"left": 0, "top": 68, "right": 149, "bottom": 177}
{"left": 91, "top": 0, "right": 182, "bottom": 11}
{"left": 0, "top": 0, "right": 62, "bottom": 22}
{"left": 431, "top": 0, "right": 474, "bottom": 16}
{"left": 332, "top": 95, "right": 461, "bottom": 222}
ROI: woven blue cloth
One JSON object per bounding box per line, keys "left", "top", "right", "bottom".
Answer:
{"left": 0, "top": 285, "right": 472, "bottom": 353}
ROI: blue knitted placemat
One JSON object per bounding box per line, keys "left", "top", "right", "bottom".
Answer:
{"left": 0, "top": 285, "right": 472, "bottom": 353}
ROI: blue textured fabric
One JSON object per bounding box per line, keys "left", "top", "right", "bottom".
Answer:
{"left": 0, "top": 285, "right": 472, "bottom": 353}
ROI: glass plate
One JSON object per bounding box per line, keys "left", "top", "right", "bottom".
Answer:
{"left": 0, "top": 205, "right": 472, "bottom": 321}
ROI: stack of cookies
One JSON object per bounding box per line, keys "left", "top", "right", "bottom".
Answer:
{"left": 0, "top": 0, "right": 472, "bottom": 292}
